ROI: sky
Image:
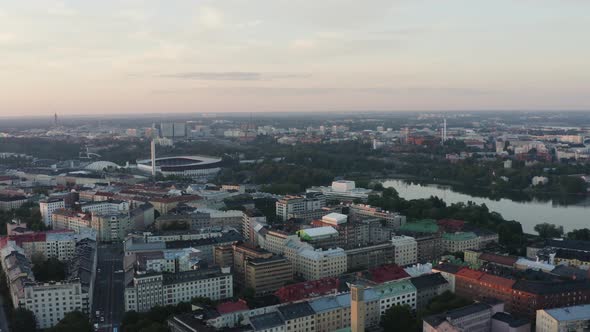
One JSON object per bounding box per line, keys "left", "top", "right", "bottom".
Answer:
{"left": 1, "top": 0, "right": 590, "bottom": 116}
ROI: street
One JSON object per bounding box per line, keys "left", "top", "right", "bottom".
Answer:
{"left": 92, "top": 243, "right": 125, "bottom": 332}
{"left": 0, "top": 293, "right": 11, "bottom": 332}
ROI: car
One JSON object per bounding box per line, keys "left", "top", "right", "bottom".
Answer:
{"left": 100, "top": 317, "right": 105, "bottom": 322}
{"left": 96, "top": 310, "right": 100, "bottom": 317}
{"left": 97, "top": 268, "right": 101, "bottom": 273}
{"left": 114, "top": 269, "right": 123, "bottom": 273}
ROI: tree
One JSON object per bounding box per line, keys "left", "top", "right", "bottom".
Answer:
{"left": 567, "top": 228, "right": 590, "bottom": 241}
{"left": 534, "top": 222, "right": 564, "bottom": 239}
{"left": 381, "top": 305, "right": 418, "bottom": 332}
{"left": 11, "top": 308, "right": 37, "bottom": 332}
{"left": 48, "top": 311, "right": 93, "bottom": 332}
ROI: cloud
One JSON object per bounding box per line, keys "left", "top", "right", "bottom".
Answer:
{"left": 150, "top": 86, "right": 495, "bottom": 96}
{"left": 47, "top": 2, "right": 77, "bottom": 16}
{"left": 158, "top": 72, "right": 310, "bottom": 81}
{"left": 290, "top": 39, "right": 317, "bottom": 50}
{"left": 114, "top": 9, "right": 151, "bottom": 22}
{"left": 0, "top": 33, "right": 16, "bottom": 44}
{"left": 197, "top": 6, "right": 224, "bottom": 29}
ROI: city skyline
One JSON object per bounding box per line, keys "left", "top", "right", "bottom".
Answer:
{"left": 2, "top": 0, "right": 590, "bottom": 116}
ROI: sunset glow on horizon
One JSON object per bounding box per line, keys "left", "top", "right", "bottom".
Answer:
{"left": 2, "top": 0, "right": 590, "bottom": 116}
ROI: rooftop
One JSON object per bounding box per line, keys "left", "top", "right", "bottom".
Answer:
{"left": 443, "top": 232, "right": 477, "bottom": 241}
{"left": 249, "top": 312, "right": 284, "bottom": 330}
{"left": 543, "top": 304, "right": 590, "bottom": 322}
{"left": 492, "top": 312, "right": 530, "bottom": 328}
{"left": 216, "top": 300, "right": 249, "bottom": 315}
{"left": 278, "top": 302, "right": 315, "bottom": 321}
{"left": 446, "top": 303, "right": 491, "bottom": 320}
{"left": 399, "top": 219, "right": 439, "bottom": 234}
{"left": 297, "top": 226, "right": 338, "bottom": 240}
{"left": 410, "top": 273, "right": 449, "bottom": 290}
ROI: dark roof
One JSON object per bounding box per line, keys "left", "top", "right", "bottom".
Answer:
{"left": 550, "top": 265, "right": 588, "bottom": 280}
{"left": 162, "top": 268, "right": 227, "bottom": 285}
{"left": 546, "top": 239, "right": 590, "bottom": 252}
{"left": 168, "top": 313, "right": 216, "bottom": 332}
{"left": 410, "top": 273, "right": 448, "bottom": 290}
{"left": 555, "top": 248, "right": 590, "bottom": 262}
{"left": 446, "top": 303, "right": 491, "bottom": 320}
{"left": 492, "top": 312, "right": 530, "bottom": 328}
{"left": 0, "top": 195, "right": 27, "bottom": 201}
{"left": 423, "top": 314, "right": 446, "bottom": 328}
{"left": 165, "top": 230, "right": 243, "bottom": 249}
{"left": 478, "top": 253, "right": 518, "bottom": 266}
{"left": 512, "top": 280, "right": 590, "bottom": 295}
{"left": 434, "top": 263, "right": 462, "bottom": 274}
{"left": 250, "top": 312, "right": 285, "bottom": 330}
{"left": 277, "top": 302, "right": 315, "bottom": 321}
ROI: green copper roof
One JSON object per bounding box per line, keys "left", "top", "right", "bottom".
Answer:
{"left": 442, "top": 232, "right": 477, "bottom": 241}
{"left": 399, "top": 219, "right": 439, "bottom": 233}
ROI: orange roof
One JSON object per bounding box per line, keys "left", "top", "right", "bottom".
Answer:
{"left": 479, "top": 273, "right": 516, "bottom": 289}
{"left": 456, "top": 267, "right": 484, "bottom": 280}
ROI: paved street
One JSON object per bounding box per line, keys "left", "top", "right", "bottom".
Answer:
{"left": 92, "top": 243, "right": 125, "bottom": 332}
{"left": 0, "top": 293, "right": 11, "bottom": 332}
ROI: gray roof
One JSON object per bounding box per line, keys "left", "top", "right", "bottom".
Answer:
{"left": 446, "top": 303, "right": 491, "bottom": 320}
{"left": 492, "top": 312, "right": 530, "bottom": 328}
{"left": 278, "top": 302, "right": 315, "bottom": 321}
{"left": 250, "top": 312, "right": 285, "bottom": 330}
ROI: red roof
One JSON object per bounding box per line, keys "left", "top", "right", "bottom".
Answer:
{"left": 369, "top": 264, "right": 410, "bottom": 284}
{"left": 479, "top": 274, "right": 516, "bottom": 289}
{"left": 456, "top": 267, "right": 484, "bottom": 280}
{"left": 274, "top": 277, "right": 340, "bottom": 303}
{"left": 216, "top": 300, "right": 249, "bottom": 314}
{"left": 437, "top": 219, "right": 465, "bottom": 232}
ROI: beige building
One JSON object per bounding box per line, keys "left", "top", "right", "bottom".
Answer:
{"left": 245, "top": 256, "right": 293, "bottom": 296}
{"left": 391, "top": 235, "right": 418, "bottom": 266}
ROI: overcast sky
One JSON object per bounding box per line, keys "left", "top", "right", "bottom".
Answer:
{"left": 1, "top": 0, "right": 590, "bottom": 116}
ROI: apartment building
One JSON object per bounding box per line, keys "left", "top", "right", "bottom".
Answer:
{"left": 245, "top": 256, "right": 293, "bottom": 296}
{"left": 345, "top": 242, "right": 395, "bottom": 272}
{"left": 242, "top": 209, "right": 267, "bottom": 245}
{"left": 124, "top": 267, "right": 233, "bottom": 312}
{"left": 276, "top": 193, "right": 325, "bottom": 221}
{"left": 0, "top": 195, "right": 28, "bottom": 211}
{"left": 348, "top": 203, "right": 406, "bottom": 230}
{"left": 442, "top": 232, "right": 481, "bottom": 253}
{"left": 40, "top": 198, "right": 65, "bottom": 227}
{"left": 391, "top": 235, "right": 418, "bottom": 266}
{"left": 536, "top": 304, "right": 590, "bottom": 332}
{"left": 91, "top": 213, "right": 132, "bottom": 242}
{"left": 52, "top": 209, "right": 92, "bottom": 233}
{"left": 283, "top": 238, "right": 346, "bottom": 281}
{"left": 0, "top": 237, "right": 97, "bottom": 329}
{"left": 410, "top": 273, "right": 450, "bottom": 310}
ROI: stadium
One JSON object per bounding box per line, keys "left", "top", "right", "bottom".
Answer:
{"left": 136, "top": 155, "right": 223, "bottom": 178}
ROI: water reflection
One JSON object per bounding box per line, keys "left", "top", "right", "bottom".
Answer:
{"left": 382, "top": 179, "right": 590, "bottom": 234}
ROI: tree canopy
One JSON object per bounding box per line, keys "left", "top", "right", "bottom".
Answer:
{"left": 534, "top": 222, "right": 564, "bottom": 239}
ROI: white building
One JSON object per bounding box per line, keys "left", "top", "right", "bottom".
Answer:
{"left": 40, "top": 198, "right": 65, "bottom": 227}
{"left": 536, "top": 304, "right": 590, "bottom": 332}
{"left": 283, "top": 239, "right": 347, "bottom": 281}
{"left": 391, "top": 235, "right": 418, "bottom": 266}
{"left": 124, "top": 267, "right": 233, "bottom": 312}
{"left": 306, "top": 180, "right": 373, "bottom": 201}
{"left": 0, "top": 237, "right": 97, "bottom": 329}
{"left": 80, "top": 200, "right": 129, "bottom": 216}
{"left": 276, "top": 193, "right": 326, "bottom": 221}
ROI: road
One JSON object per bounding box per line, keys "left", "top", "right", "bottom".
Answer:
{"left": 92, "top": 243, "right": 125, "bottom": 332}
{"left": 0, "top": 293, "right": 10, "bottom": 332}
